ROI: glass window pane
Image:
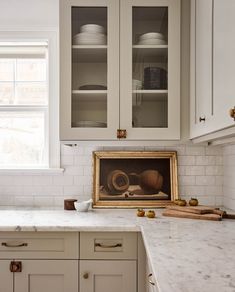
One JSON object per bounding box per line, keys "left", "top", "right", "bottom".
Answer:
{"left": 0, "top": 82, "right": 14, "bottom": 104}
{"left": 0, "top": 59, "right": 14, "bottom": 81}
{"left": 16, "top": 82, "right": 47, "bottom": 105}
{"left": 0, "top": 111, "right": 46, "bottom": 167}
{"left": 16, "top": 59, "right": 46, "bottom": 81}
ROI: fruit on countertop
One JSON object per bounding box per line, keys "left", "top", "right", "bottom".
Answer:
{"left": 174, "top": 199, "right": 180, "bottom": 205}
{"left": 177, "top": 199, "right": 187, "bottom": 206}
{"left": 146, "top": 210, "right": 156, "bottom": 218}
{"left": 136, "top": 208, "right": 145, "bottom": 217}
{"left": 189, "top": 198, "right": 199, "bottom": 206}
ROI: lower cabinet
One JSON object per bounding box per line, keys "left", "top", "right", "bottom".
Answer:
{"left": 80, "top": 260, "right": 136, "bottom": 292}
{"left": 0, "top": 231, "right": 148, "bottom": 292}
{"left": 14, "top": 260, "right": 78, "bottom": 292}
{"left": 146, "top": 259, "right": 159, "bottom": 292}
{"left": 0, "top": 260, "right": 13, "bottom": 292}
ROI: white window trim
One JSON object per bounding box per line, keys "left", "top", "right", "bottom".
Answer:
{"left": 0, "top": 30, "right": 62, "bottom": 172}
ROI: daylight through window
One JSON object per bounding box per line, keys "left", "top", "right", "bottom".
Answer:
{"left": 0, "top": 42, "right": 48, "bottom": 168}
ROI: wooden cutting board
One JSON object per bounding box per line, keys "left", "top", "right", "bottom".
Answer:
{"left": 162, "top": 209, "right": 222, "bottom": 221}
{"left": 166, "top": 205, "right": 218, "bottom": 214}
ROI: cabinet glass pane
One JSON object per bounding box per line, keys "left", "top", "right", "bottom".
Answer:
{"left": 71, "top": 7, "right": 107, "bottom": 128}
{"left": 132, "top": 7, "right": 168, "bottom": 128}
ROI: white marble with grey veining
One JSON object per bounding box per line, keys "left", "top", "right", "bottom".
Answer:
{"left": 0, "top": 208, "right": 234, "bottom": 292}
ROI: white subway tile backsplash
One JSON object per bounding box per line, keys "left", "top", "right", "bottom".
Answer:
{"left": 178, "top": 156, "right": 196, "bottom": 166}
{"left": 0, "top": 143, "right": 225, "bottom": 208}
{"left": 185, "top": 165, "right": 205, "bottom": 176}
{"left": 185, "top": 146, "right": 205, "bottom": 155}
{"left": 196, "top": 176, "right": 216, "bottom": 186}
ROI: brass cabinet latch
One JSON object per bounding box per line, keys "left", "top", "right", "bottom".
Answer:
{"left": 117, "top": 129, "right": 127, "bottom": 139}
{"left": 10, "top": 261, "right": 22, "bottom": 273}
{"left": 229, "top": 107, "right": 235, "bottom": 121}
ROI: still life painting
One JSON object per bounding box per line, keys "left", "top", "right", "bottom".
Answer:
{"left": 93, "top": 151, "right": 178, "bottom": 208}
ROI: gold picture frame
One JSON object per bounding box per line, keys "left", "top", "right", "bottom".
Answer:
{"left": 93, "top": 151, "right": 179, "bottom": 208}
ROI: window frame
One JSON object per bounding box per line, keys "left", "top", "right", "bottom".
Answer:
{"left": 0, "top": 31, "right": 61, "bottom": 172}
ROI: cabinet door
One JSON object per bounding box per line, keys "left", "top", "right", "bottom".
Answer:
{"left": 60, "top": 0, "right": 119, "bottom": 140}
{"left": 0, "top": 260, "right": 13, "bottom": 292}
{"left": 80, "top": 260, "right": 136, "bottom": 292}
{"left": 120, "top": 0, "right": 180, "bottom": 140}
{"left": 146, "top": 258, "right": 159, "bottom": 292}
{"left": 213, "top": 0, "right": 235, "bottom": 129}
{"left": 190, "top": 0, "right": 214, "bottom": 138}
{"left": 14, "top": 260, "right": 78, "bottom": 292}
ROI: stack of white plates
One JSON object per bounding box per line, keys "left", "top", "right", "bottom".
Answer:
{"left": 138, "top": 32, "right": 166, "bottom": 45}
{"left": 73, "top": 24, "right": 107, "bottom": 45}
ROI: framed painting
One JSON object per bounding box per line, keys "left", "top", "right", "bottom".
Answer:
{"left": 93, "top": 151, "right": 178, "bottom": 208}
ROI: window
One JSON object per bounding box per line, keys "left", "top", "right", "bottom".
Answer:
{"left": 0, "top": 33, "right": 60, "bottom": 170}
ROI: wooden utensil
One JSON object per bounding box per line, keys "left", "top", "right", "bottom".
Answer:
{"left": 166, "top": 205, "right": 217, "bottom": 214}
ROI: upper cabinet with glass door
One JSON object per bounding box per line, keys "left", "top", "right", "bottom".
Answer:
{"left": 60, "top": 0, "right": 119, "bottom": 140}
{"left": 120, "top": 0, "right": 180, "bottom": 140}
{"left": 60, "top": 0, "right": 180, "bottom": 140}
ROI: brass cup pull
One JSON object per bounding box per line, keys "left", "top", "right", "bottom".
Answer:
{"left": 229, "top": 107, "right": 235, "bottom": 120}
{"left": 10, "top": 261, "right": 22, "bottom": 273}
{"left": 95, "top": 243, "right": 122, "bottom": 248}
{"left": 83, "top": 272, "right": 89, "bottom": 279}
{"left": 2, "top": 242, "right": 28, "bottom": 248}
{"left": 148, "top": 273, "right": 156, "bottom": 286}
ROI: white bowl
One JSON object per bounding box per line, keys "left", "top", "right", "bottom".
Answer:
{"left": 73, "top": 33, "right": 107, "bottom": 45}
{"left": 80, "top": 24, "right": 105, "bottom": 34}
{"left": 74, "top": 199, "right": 93, "bottom": 212}
{"left": 138, "top": 39, "right": 167, "bottom": 45}
{"left": 139, "top": 32, "right": 165, "bottom": 41}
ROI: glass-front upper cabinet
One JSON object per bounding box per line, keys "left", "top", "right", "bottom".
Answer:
{"left": 60, "top": 0, "right": 119, "bottom": 140}
{"left": 120, "top": 0, "right": 180, "bottom": 140}
{"left": 60, "top": 0, "right": 180, "bottom": 141}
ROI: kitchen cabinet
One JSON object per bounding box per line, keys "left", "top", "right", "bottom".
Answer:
{"left": 60, "top": 0, "right": 180, "bottom": 141}
{"left": 0, "top": 232, "right": 79, "bottom": 292}
{"left": 146, "top": 258, "right": 159, "bottom": 292}
{"left": 80, "top": 260, "right": 136, "bottom": 292}
{"left": 190, "top": 0, "right": 235, "bottom": 141}
{"left": 79, "top": 232, "right": 137, "bottom": 292}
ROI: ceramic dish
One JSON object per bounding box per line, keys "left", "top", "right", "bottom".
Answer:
{"left": 80, "top": 24, "right": 105, "bottom": 34}
{"left": 139, "top": 32, "right": 165, "bottom": 41}
{"left": 74, "top": 199, "right": 93, "bottom": 212}
{"left": 138, "top": 39, "right": 167, "bottom": 45}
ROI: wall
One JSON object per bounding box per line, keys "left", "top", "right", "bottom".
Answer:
{"left": 0, "top": 0, "right": 225, "bottom": 208}
{"left": 223, "top": 144, "right": 235, "bottom": 210}
{"left": 0, "top": 144, "right": 223, "bottom": 207}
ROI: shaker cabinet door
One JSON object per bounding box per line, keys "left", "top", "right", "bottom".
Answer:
{"left": 0, "top": 260, "right": 13, "bottom": 292}
{"left": 14, "top": 260, "right": 78, "bottom": 292}
{"left": 213, "top": 0, "right": 235, "bottom": 130}
{"left": 120, "top": 0, "right": 181, "bottom": 140}
{"left": 60, "top": 0, "right": 119, "bottom": 140}
{"left": 80, "top": 260, "right": 136, "bottom": 292}
{"left": 190, "top": 0, "right": 235, "bottom": 140}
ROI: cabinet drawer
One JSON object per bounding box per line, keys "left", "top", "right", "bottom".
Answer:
{"left": 80, "top": 232, "right": 137, "bottom": 260}
{"left": 0, "top": 232, "right": 79, "bottom": 259}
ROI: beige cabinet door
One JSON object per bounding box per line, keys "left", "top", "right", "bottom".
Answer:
{"left": 120, "top": 0, "right": 181, "bottom": 140}
{"left": 0, "top": 260, "right": 13, "bottom": 292}
{"left": 80, "top": 260, "right": 136, "bottom": 292}
{"left": 146, "top": 259, "right": 159, "bottom": 292}
{"left": 14, "top": 260, "right": 78, "bottom": 292}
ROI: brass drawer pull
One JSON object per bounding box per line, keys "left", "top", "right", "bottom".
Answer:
{"left": 2, "top": 242, "right": 28, "bottom": 248}
{"left": 148, "top": 273, "right": 156, "bottom": 286}
{"left": 95, "top": 243, "right": 122, "bottom": 248}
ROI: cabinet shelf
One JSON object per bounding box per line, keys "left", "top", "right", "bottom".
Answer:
{"left": 72, "top": 46, "right": 107, "bottom": 63}
{"left": 132, "top": 90, "right": 167, "bottom": 94}
{"left": 72, "top": 90, "right": 107, "bottom": 102}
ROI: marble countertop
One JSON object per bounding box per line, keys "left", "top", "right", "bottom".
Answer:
{"left": 0, "top": 208, "right": 234, "bottom": 292}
